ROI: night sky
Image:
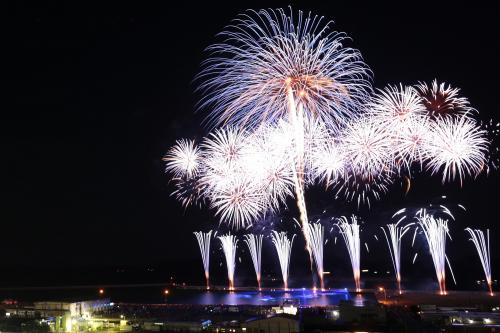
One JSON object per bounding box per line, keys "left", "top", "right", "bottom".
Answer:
{"left": 3, "top": 2, "right": 499, "bottom": 288}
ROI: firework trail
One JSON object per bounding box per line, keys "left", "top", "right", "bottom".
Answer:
{"left": 381, "top": 219, "right": 414, "bottom": 294}
{"left": 271, "top": 231, "right": 296, "bottom": 290}
{"left": 244, "top": 234, "right": 263, "bottom": 290}
{"left": 465, "top": 228, "right": 493, "bottom": 295}
{"left": 337, "top": 215, "right": 361, "bottom": 292}
{"left": 194, "top": 231, "right": 212, "bottom": 289}
{"left": 416, "top": 210, "right": 453, "bottom": 295}
{"left": 218, "top": 233, "right": 238, "bottom": 290}
{"left": 305, "top": 223, "right": 325, "bottom": 289}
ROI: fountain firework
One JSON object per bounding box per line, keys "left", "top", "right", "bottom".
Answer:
{"left": 218, "top": 233, "right": 238, "bottom": 290}
{"left": 381, "top": 219, "right": 414, "bottom": 294}
{"left": 194, "top": 231, "right": 212, "bottom": 289}
{"left": 271, "top": 231, "right": 296, "bottom": 290}
{"left": 465, "top": 228, "right": 493, "bottom": 295}
{"left": 305, "top": 223, "right": 325, "bottom": 290}
{"left": 337, "top": 216, "right": 361, "bottom": 292}
{"left": 416, "top": 211, "right": 452, "bottom": 295}
{"left": 244, "top": 234, "right": 263, "bottom": 290}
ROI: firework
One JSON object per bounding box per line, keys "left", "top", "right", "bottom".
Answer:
{"left": 393, "top": 115, "right": 432, "bottom": 173}
{"left": 336, "top": 117, "right": 394, "bottom": 206}
{"left": 200, "top": 127, "right": 248, "bottom": 191}
{"left": 341, "top": 117, "right": 393, "bottom": 180}
{"left": 271, "top": 231, "right": 296, "bottom": 290}
{"left": 305, "top": 223, "right": 325, "bottom": 289}
{"left": 415, "top": 80, "right": 472, "bottom": 118}
{"left": 197, "top": 7, "right": 371, "bottom": 266}
{"left": 164, "top": 139, "right": 201, "bottom": 178}
{"left": 311, "top": 134, "right": 346, "bottom": 186}
{"left": 241, "top": 121, "right": 295, "bottom": 211}
{"left": 416, "top": 211, "right": 451, "bottom": 295}
{"left": 209, "top": 176, "right": 266, "bottom": 229}
{"left": 198, "top": 8, "right": 372, "bottom": 130}
{"left": 381, "top": 219, "right": 414, "bottom": 294}
{"left": 337, "top": 215, "right": 361, "bottom": 292}
{"left": 218, "top": 233, "right": 238, "bottom": 290}
{"left": 424, "top": 116, "right": 487, "bottom": 184}
{"left": 370, "top": 84, "right": 426, "bottom": 127}
{"left": 194, "top": 231, "right": 212, "bottom": 289}
{"left": 244, "top": 234, "right": 263, "bottom": 289}
{"left": 465, "top": 228, "right": 493, "bottom": 295}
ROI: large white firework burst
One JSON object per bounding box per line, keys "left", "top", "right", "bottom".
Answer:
{"left": 393, "top": 115, "right": 432, "bottom": 173}
{"left": 241, "top": 121, "right": 295, "bottom": 211}
{"left": 200, "top": 127, "right": 248, "bottom": 191}
{"left": 311, "top": 135, "right": 346, "bottom": 186}
{"left": 341, "top": 117, "right": 393, "bottom": 180}
{"left": 209, "top": 176, "right": 266, "bottom": 229}
{"left": 424, "top": 116, "right": 487, "bottom": 184}
{"left": 415, "top": 79, "right": 473, "bottom": 118}
{"left": 197, "top": 7, "right": 372, "bottom": 131}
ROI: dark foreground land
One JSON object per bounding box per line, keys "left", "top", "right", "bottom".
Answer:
{"left": 1, "top": 288, "right": 500, "bottom": 332}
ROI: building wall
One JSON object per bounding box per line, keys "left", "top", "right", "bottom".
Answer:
{"left": 244, "top": 317, "right": 299, "bottom": 333}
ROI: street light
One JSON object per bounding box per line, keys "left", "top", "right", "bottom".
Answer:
{"left": 378, "top": 287, "right": 387, "bottom": 301}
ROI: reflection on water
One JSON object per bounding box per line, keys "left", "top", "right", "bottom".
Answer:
{"left": 165, "top": 289, "right": 372, "bottom": 306}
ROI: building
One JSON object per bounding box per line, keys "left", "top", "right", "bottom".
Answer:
{"left": 142, "top": 319, "right": 211, "bottom": 332}
{"left": 4, "top": 299, "right": 114, "bottom": 332}
{"left": 338, "top": 300, "right": 386, "bottom": 325}
{"left": 242, "top": 315, "right": 299, "bottom": 333}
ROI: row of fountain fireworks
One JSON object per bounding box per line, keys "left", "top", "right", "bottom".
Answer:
{"left": 195, "top": 211, "right": 493, "bottom": 296}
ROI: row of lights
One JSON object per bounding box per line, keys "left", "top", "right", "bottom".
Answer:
{"left": 98, "top": 289, "right": 170, "bottom": 295}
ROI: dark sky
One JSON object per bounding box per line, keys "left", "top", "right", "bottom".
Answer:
{"left": 2, "top": 2, "right": 499, "bottom": 287}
